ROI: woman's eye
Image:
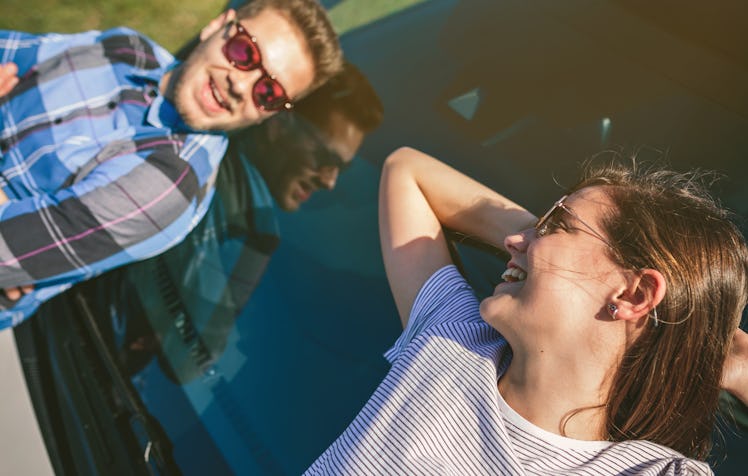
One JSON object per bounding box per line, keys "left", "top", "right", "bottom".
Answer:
{"left": 548, "top": 218, "right": 566, "bottom": 233}
{"left": 541, "top": 218, "right": 571, "bottom": 236}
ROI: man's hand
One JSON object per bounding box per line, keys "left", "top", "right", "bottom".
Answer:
{"left": 0, "top": 62, "right": 19, "bottom": 98}
{"left": 3, "top": 285, "right": 33, "bottom": 301}
{"left": 723, "top": 328, "right": 748, "bottom": 406}
{"left": 0, "top": 148, "right": 29, "bottom": 299}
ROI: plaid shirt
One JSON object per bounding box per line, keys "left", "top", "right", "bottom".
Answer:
{"left": 0, "top": 28, "right": 228, "bottom": 328}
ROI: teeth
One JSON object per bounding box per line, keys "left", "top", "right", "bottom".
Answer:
{"left": 210, "top": 80, "right": 230, "bottom": 110}
{"left": 501, "top": 267, "right": 527, "bottom": 282}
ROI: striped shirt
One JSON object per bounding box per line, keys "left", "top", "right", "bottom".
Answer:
{"left": 0, "top": 28, "right": 228, "bottom": 328}
{"left": 305, "top": 265, "right": 712, "bottom": 475}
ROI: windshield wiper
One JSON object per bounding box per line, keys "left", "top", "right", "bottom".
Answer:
{"left": 73, "top": 291, "right": 182, "bottom": 476}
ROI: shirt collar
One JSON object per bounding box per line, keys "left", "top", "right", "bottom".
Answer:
{"left": 129, "top": 61, "right": 195, "bottom": 132}
{"left": 145, "top": 94, "right": 190, "bottom": 130}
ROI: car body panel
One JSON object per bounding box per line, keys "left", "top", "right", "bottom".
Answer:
{"left": 0, "top": 330, "right": 54, "bottom": 476}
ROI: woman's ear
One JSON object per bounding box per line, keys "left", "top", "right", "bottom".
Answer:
{"left": 200, "top": 9, "right": 237, "bottom": 41}
{"left": 612, "top": 269, "right": 666, "bottom": 322}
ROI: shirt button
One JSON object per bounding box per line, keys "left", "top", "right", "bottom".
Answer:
{"left": 53, "top": 118, "right": 62, "bottom": 125}
{"left": 107, "top": 101, "right": 117, "bottom": 109}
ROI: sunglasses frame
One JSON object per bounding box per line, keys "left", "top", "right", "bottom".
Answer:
{"left": 535, "top": 195, "right": 612, "bottom": 247}
{"left": 222, "top": 20, "right": 293, "bottom": 112}
{"left": 313, "top": 145, "right": 349, "bottom": 172}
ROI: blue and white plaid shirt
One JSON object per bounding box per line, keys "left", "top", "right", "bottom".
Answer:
{"left": 0, "top": 28, "right": 228, "bottom": 328}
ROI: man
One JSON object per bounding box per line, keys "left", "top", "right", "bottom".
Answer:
{"left": 236, "top": 62, "right": 382, "bottom": 212}
{"left": 98, "top": 62, "right": 383, "bottom": 383}
{"left": 0, "top": 0, "right": 342, "bottom": 328}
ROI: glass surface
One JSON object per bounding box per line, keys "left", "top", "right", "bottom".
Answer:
{"left": 76, "top": 1, "right": 748, "bottom": 474}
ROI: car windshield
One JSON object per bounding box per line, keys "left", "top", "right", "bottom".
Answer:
{"left": 75, "top": 1, "right": 747, "bottom": 474}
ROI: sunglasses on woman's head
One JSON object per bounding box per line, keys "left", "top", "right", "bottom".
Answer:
{"left": 222, "top": 20, "right": 293, "bottom": 112}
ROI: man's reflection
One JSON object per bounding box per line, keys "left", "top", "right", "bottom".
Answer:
{"left": 109, "top": 62, "right": 383, "bottom": 383}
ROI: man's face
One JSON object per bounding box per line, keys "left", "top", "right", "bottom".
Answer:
{"left": 166, "top": 8, "right": 316, "bottom": 131}
{"left": 271, "top": 112, "right": 364, "bottom": 211}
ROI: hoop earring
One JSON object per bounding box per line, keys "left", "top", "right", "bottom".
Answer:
{"left": 651, "top": 307, "right": 659, "bottom": 327}
{"left": 607, "top": 303, "right": 619, "bottom": 320}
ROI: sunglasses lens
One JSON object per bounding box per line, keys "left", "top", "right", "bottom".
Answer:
{"left": 536, "top": 200, "right": 560, "bottom": 236}
{"left": 224, "top": 35, "right": 261, "bottom": 71}
{"left": 314, "top": 148, "right": 346, "bottom": 170}
{"left": 252, "top": 76, "right": 289, "bottom": 111}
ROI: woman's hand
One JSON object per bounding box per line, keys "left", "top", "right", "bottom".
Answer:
{"left": 723, "top": 328, "right": 748, "bottom": 406}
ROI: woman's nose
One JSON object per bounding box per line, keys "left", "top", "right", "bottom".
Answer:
{"left": 504, "top": 228, "right": 533, "bottom": 253}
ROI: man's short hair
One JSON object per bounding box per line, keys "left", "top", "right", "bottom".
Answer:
{"left": 295, "top": 61, "right": 384, "bottom": 135}
{"left": 237, "top": 0, "right": 343, "bottom": 93}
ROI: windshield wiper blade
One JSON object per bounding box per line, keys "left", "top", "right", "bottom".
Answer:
{"left": 73, "top": 290, "right": 182, "bottom": 476}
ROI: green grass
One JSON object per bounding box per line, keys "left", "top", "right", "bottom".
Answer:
{"left": 0, "top": 0, "right": 427, "bottom": 53}
{"left": 330, "top": 0, "right": 428, "bottom": 34}
{"left": 1, "top": 0, "right": 228, "bottom": 52}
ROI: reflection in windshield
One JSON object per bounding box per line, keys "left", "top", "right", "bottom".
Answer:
{"left": 115, "top": 62, "right": 383, "bottom": 384}
{"left": 62, "top": 1, "right": 748, "bottom": 474}
{"left": 83, "top": 62, "right": 383, "bottom": 473}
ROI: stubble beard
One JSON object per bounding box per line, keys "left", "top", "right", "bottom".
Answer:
{"left": 167, "top": 54, "right": 221, "bottom": 132}
{"left": 171, "top": 66, "right": 207, "bottom": 131}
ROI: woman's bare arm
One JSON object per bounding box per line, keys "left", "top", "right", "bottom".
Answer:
{"left": 379, "top": 147, "right": 536, "bottom": 327}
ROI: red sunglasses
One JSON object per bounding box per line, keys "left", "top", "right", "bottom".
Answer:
{"left": 222, "top": 20, "right": 293, "bottom": 112}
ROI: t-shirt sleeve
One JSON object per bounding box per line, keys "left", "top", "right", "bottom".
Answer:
{"left": 662, "top": 458, "right": 713, "bottom": 476}
{"left": 384, "top": 264, "right": 480, "bottom": 363}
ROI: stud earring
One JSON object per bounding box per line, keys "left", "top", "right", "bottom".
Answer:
{"left": 607, "top": 303, "right": 619, "bottom": 320}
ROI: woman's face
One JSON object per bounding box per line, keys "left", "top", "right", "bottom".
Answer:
{"left": 480, "top": 186, "right": 627, "bottom": 353}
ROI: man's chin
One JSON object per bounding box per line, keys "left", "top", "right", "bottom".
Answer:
{"left": 277, "top": 195, "right": 301, "bottom": 212}
{"left": 175, "top": 108, "right": 207, "bottom": 131}
{"left": 175, "top": 102, "right": 223, "bottom": 132}
{"left": 181, "top": 114, "right": 223, "bottom": 132}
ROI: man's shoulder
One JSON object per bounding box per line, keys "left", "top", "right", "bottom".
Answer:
{"left": 95, "top": 27, "right": 173, "bottom": 68}
{"left": 98, "top": 27, "right": 155, "bottom": 43}
{"left": 18, "top": 27, "right": 174, "bottom": 72}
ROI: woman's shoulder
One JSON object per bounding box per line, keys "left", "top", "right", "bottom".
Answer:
{"left": 601, "top": 440, "right": 713, "bottom": 475}
{"left": 385, "top": 265, "right": 507, "bottom": 365}
{"left": 405, "top": 264, "right": 487, "bottom": 340}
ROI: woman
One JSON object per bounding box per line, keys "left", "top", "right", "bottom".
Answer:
{"left": 306, "top": 147, "right": 748, "bottom": 475}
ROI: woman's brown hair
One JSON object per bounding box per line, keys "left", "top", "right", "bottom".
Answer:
{"left": 570, "top": 160, "right": 748, "bottom": 459}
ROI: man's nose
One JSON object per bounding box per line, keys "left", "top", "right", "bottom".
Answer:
{"left": 227, "top": 70, "right": 260, "bottom": 101}
{"left": 315, "top": 166, "right": 339, "bottom": 190}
